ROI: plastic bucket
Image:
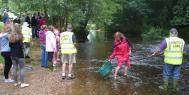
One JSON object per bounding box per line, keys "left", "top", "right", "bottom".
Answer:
{"left": 98, "top": 60, "right": 113, "bottom": 77}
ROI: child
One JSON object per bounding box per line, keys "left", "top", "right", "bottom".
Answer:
{"left": 46, "top": 25, "right": 56, "bottom": 70}
{"left": 109, "top": 32, "right": 130, "bottom": 79}
{"left": 52, "top": 27, "right": 60, "bottom": 70}
{"left": 60, "top": 25, "right": 77, "bottom": 80}
{"left": 9, "top": 23, "right": 29, "bottom": 88}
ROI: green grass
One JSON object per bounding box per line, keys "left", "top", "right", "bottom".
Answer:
{"left": 0, "top": 55, "right": 4, "bottom": 64}
{"left": 0, "top": 22, "right": 4, "bottom": 31}
{"left": 0, "top": 22, "right": 4, "bottom": 64}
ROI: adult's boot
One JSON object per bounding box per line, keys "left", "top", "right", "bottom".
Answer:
{"left": 159, "top": 79, "right": 168, "bottom": 91}
{"left": 172, "top": 79, "right": 179, "bottom": 92}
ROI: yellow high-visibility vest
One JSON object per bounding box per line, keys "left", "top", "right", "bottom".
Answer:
{"left": 164, "top": 37, "right": 185, "bottom": 65}
{"left": 60, "top": 31, "right": 77, "bottom": 54}
{"left": 22, "top": 26, "right": 32, "bottom": 42}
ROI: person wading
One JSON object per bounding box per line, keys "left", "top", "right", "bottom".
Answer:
{"left": 109, "top": 32, "right": 130, "bottom": 79}
{"left": 152, "top": 28, "right": 185, "bottom": 92}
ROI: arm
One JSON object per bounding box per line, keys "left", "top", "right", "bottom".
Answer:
{"left": 72, "top": 33, "right": 77, "bottom": 46}
{"left": 152, "top": 40, "right": 166, "bottom": 56}
{"left": 51, "top": 34, "right": 57, "bottom": 52}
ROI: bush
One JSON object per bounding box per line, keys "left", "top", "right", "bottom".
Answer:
{"left": 141, "top": 26, "right": 168, "bottom": 41}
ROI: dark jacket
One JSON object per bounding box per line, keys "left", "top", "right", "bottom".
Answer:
{"left": 9, "top": 41, "right": 24, "bottom": 58}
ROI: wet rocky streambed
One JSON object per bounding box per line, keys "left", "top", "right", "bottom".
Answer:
{"left": 0, "top": 41, "right": 189, "bottom": 95}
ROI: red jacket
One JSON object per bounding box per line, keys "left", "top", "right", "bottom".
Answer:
{"left": 109, "top": 38, "right": 130, "bottom": 63}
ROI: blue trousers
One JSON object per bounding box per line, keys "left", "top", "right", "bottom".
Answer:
{"left": 163, "top": 63, "right": 181, "bottom": 80}
{"left": 40, "top": 45, "right": 48, "bottom": 68}
{"left": 32, "top": 27, "right": 37, "bottom": 38}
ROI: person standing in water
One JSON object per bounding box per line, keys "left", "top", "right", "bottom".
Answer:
{"left": 152, "top": 28, "right": 185, "bottom": 92}
{"left": 109, "top": 32, "right": 130, "bottom": 79}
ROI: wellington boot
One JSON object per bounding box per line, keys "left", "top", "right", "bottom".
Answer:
{"left": 159, "top": 79, "right": 168, "bottom": 91}
{"left": 172, "top": 79, "right": 179, "bottom": 92}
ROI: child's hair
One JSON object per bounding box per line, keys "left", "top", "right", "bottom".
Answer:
{"left": 48, "top": 25, "right": 54, "bottom": 31}
{"left": 41, "top": 25, "right": 47, "bottom": 30}
{"left": 114, "top": 32, "right": 125, "bottom": 41}
{"left": 9, "top": 23, "right": 23, "bottom": 43}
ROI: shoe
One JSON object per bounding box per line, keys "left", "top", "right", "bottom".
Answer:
{"left": 4, "top": 79, "right": 14, "bottom": 83}
{"left": 123, "top": 74, "right": 128, "bottom": 77}
{"left": 62, "top": 76, "right": 66, "bottom": 80}
{"left": 14, "top": 82, "right": 21, "bottom": 86}
{"left": 20, "top": 83, "right": 29, "bottom": 88}
{"left": 67, "top": 75, "right": 75, "bottom": 80}
{"left": 53, "top": 65, "right": 56, "bottom": 71}
{"left": 113, "top": 76, "right": 117, "bottom": 80}
{"left": 25, "top": 56, "right": 30, "bottom": 59}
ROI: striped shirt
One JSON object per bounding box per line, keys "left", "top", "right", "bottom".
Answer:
{"left": 0, "top": 33, "right": 10, "bottom": 52}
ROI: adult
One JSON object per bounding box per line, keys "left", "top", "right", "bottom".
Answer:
{"left": 0, "top": 23, "right": 14, "bottom": 83}
{"left": 2, "top": 12, "right": 10, "bottom": 25}
{"left": 13, "top": 16, "right": 21, "bottom": 24}
{"left": 21, "top": 22, "right": 33, "bottom": 58}
{"left": 60, "top": 25, "right": 77, "bottom": 80}
{"left": 25, "top": 13, "right": 31, "bottom": 27}
{"left": 39, "top": 14, "right": 46, "bottom": 27}
{"left": 9, "top": 23, "right": 29, "bottom": 88}
{"left": 31, "top": 13, "right": 38, "bottom": 38}
{"left": 39, "top": 25, "right": 48, "bottom": 68}
{"left": 153, "top": 28, "right": 185, "bottom": 92}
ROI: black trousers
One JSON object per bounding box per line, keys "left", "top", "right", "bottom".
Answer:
{"left": 1, "top": 52, "right": 12, "bottom": 79}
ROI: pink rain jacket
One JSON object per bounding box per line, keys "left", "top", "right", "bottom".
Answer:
{"left": 109, "top": 37, "right": 130, "bottom": 67}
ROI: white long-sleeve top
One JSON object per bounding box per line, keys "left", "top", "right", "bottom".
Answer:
{"left": 46, "top": 31, "right": 56, "bottom": 52}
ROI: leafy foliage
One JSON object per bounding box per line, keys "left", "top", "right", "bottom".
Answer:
{"left": 1, "top": 0, "right": 189, "bottom": 41}
{"left": 141, "top": 26, "right": 169, "bottom": 41}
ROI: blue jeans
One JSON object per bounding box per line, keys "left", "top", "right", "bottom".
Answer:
{"left": 163, "top": 63, "right": 181, "bottom": 80}
{"left": 12, "top": 57, "right": 25, "bottom": 83}
{"left": 40, "top": 45, "right": 48, "bottom": 68}
{"left": 32, "top": 27, "right": 37, "bottom": 38}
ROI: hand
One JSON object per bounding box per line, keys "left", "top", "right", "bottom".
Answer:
{"left": 129, "top": 50, "right": 131, "bottom": 55}
{"left": 152, "top": 52, "right": 156, "bottom": 56}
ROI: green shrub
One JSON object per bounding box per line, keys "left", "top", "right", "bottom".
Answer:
{"left": 142, "top": 26, "right": 168, "bottom": 41}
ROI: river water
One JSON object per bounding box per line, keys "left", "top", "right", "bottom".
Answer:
{"left": 73, "top": 36, "right": 189, "bottom": 95}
